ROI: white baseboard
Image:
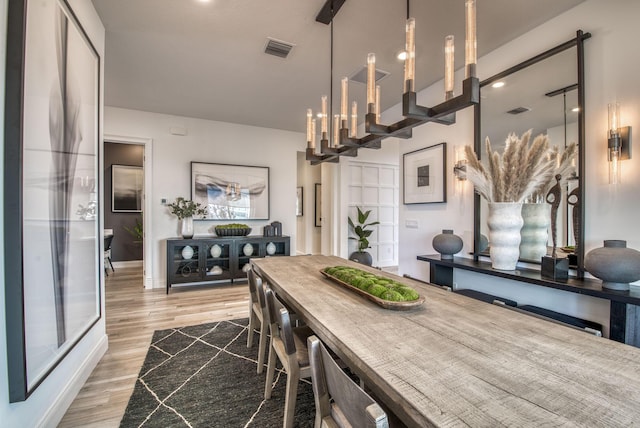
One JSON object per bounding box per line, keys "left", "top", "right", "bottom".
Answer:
{"left": 112, "top": 260, "right": 143, "bottom": 268}
{"left": 39, "top": 334, "right": 109, "bottom": 428}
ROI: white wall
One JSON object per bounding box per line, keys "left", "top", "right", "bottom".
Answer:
{"left": 104, "top": 107, "right": 306, "bottom": 288}
{"left": 0, "top": 1, "right": 108, "bottom": 426}
{"left": 396, "top": 0, "right": 640, "bottom": 337}
{"left": 296, "top": 151, "right": 322, "bottom": 255}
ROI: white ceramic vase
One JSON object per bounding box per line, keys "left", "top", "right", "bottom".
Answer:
{"left": 519, "top": 203, "right": 550, "bottom": 261}
{"left": 243, "top": 243, "right": 254, "bottom": 257}
{"left": 181, "top": 245, "right": 194, "bottom": 260}
{"left": 181, "top": 216, "right": 194, "bottom": 239}
{"left": 487, "top": 202, "right": 524, "bottom": 270}
{"left": 266, "top": 242, "right": 276, "bottom": 255}
{"left": 210, "top": 244, "right": 222, "bottom": 258}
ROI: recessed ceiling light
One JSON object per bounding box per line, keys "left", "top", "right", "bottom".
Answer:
{"left": 397, "top": 50, "right": 407, "bottom": 61}
{"left": 492, "top": 81, "right": 505, "bottom": 88}
{"left": 572, "top": 107, "right": 580, "bottom": 112}
{"left": 197, "top": 0, "right": 211, "bottom": 3}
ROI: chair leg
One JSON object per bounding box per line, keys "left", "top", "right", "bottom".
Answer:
{"left": 108, "top": 257, "right": 114, "bottom": 272}
{"left": 247, "top": 308, "right": 256, "bottom": 348}
{"left": 283, "top": 370, "right": 300, "bottom": 428}
{"left": 257, "top": 317, "right": 268, "bottom": 374}
{"left": 264, "top": 340, "right": 277, "bottom": 399}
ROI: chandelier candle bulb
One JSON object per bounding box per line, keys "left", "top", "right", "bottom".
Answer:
{"left": 404, "top": 17, "right": 416, "bottom": 93}
{"left": 351, "top": 101, "right": 357, "bottom": 138}
{"left": 375, "top": 85, "right": 381, "bottom": 123}
{"left": 311, "top": 118, "right": 316, "bottom": 150}
{"left": 341, "top": 77, "right": 348, "bottom": 124}
{"left": 445, "top": 35, "right": 455, "bottom": 99}
{"left": 306, "top": 109, "right": 313, "bottom": 148}
{"left": 367, "top": 53, "right": 376, "bottom": 113}
{"left": 321, "top": 95, "right": 328, "bottom": 136}
{"left": 333, "top": 114, "right": 340, "bottom": 147}
{"left": 465, "top": 0, "right": 477, "bottom": 78}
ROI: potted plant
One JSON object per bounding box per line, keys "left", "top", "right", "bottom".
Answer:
{"left": 167, "top": 197, "right": 207, "bottom": 239}
{"left": 348, "top": 207, "right": 379, "bottom": 266}
{"left": 123, "top": 215, "right": 143, "bottom": 243}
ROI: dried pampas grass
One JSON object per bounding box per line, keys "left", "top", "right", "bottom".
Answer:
{"left": 464, "top": 130, "right": 557, "bottom": 203}
{"left": 533, "top": 141, "right": 577, "bottom": 200}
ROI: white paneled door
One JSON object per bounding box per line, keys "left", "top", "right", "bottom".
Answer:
{"left": 348, "top": 161, "right": 399, "bottom": 267}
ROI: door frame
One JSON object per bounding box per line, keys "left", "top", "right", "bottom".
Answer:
{"left": 104, "top": 134, "right": 153, "bottom": 289}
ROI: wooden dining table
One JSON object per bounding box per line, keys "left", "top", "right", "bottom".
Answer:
{"left": 251, "top": 255, "right": 640, "bottom": 427}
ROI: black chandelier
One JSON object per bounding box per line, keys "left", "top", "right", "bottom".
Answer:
{"left": 306, "top": 0, "right": 480, "bottom": 165}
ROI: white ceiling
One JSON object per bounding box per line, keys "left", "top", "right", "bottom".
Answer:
{"left": 91, "top": 0, "right": 585, "bottom": 134}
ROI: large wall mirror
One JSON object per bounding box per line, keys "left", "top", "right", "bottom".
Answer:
{"left": 473, "top": 30, "right": 590, "bottom": 277}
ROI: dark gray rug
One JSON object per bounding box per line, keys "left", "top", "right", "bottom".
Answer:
{"left": 119, "top": 318, "right": 315, "bottom": 427}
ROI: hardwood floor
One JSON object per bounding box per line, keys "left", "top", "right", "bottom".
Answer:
{"left": 58, "top": 266, "right": 250, "bottom": 427}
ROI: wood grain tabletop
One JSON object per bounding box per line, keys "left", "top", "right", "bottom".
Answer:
{"left": 252, "top": 255, "right": 640, "bottom": 428}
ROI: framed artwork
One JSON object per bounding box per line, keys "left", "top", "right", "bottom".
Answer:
{"left": 315, "top": 183, "right": 322, "bottom": 227}
{"left": 191, "top": 162, "right": 270, "bottom": 220}
{"left": 403, "top": 143, "right": 447, "bottom": 204}
{"left": 112, "top": 165, "right": 143, "bottom": 212}
{"left": 296, "top": 186, "right": 303, "bottom": 217}
{"left": 4, "top": 0, "right": 101, "bottom": 401}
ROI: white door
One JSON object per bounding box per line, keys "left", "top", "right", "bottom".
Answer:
{"left": 347, "top": 160, "right": 399, "bottom": 267}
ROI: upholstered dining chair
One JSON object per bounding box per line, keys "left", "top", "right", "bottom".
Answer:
{"left": 307, "top": 335, "right": 389, "bottom": 428}
{"left": 246, "top": 269, "right": 269, "bottom": 374}
{"left": 264, "top": 286, "right": 314, "bottom": 428}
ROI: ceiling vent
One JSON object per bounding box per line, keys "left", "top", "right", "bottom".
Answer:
{"left": 264, "top": 38, "right": 294, "bottom": 59}
{"left": 349, "top": 66, "right": 390, "bottom": 85}
{"left": 506, "top": 106, "right": 531, "bottom": 115}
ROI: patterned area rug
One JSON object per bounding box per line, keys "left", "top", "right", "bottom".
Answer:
{"left": 120, "top": 318, "right": 315, "bottom": 427}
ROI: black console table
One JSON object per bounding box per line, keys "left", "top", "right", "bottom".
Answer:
{"left": 166, "top": 235, "right": 290, "bottom": 293}
{"left": 417, "top": 254, "right": 640, "bottom": 345}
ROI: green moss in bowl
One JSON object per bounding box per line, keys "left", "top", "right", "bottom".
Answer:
{"left": 323, "top": 265, "right": 420, "bottom": 302}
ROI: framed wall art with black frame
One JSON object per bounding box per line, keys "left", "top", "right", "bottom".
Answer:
{"left": 296, "top": 186, "right": 303, "bottom": 217}
{"left": 403, "top": 142, "right": 447, "bottom": 204}
{"left": 315, "top": 183, "right": 322, "bottom": 227}
{"left": 191, "top": 161, "right": 270, "bottom": 220}
{"left": 112, "top": 165, "right": 143, "bottom": 212}
{"left": 4, "top": 0, "right": 102, "bottom": 402}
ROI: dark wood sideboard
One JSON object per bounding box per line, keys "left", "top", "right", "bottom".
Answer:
{"left": 418, "top": 254, "right": 640, "bottom": 346}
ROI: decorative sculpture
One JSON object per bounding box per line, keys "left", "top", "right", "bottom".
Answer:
{"left": 546, "top": 174, "right": 562, "bottom": 257}
{"left": 567, "top": 185, "right": 581, "bottom": 257}
{"left": 542, "top": 174, "right": 568, "bottom": 280}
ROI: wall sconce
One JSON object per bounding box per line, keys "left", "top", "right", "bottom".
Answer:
{"left": 453, "top": 159, "right": 467, "bottom": 181}
{"left": 453, "top": 146, "right": 467, "bottom": 181}
{"left": 608, "top": 102, "right": 632, "bottom": 184}
{"left": 453, "top": 147, "right": 467, "bottom": 197}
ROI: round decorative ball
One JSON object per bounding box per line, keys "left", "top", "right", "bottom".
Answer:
{"left": 181, "top": 245, "right": 194, "bottom": 260}
{"left": 585, "top": 240, "right": 640, "bottom": 291}
{"left": 210, "top": 244, "right": 222, "bottom": 258}
{"left": 432, "top": 229, "right": 463, "bottom": 260}
{"left": 243, "top": 243, "right": 254, "bottom": 257}
{"left": 266, "top": 242, "right": 276, "bottom": 255}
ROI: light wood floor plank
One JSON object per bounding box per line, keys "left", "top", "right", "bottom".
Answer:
{"left": 58, "top": 267, "right": 249, "bottom": 427}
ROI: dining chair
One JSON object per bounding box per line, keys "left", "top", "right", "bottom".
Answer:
{"left": 104, "top": 234, "right": 114, "bottom": 276}
{"left": 264, "top": 286, "right": 314, "bottom": 428}
{"left": 246, "top": 269, "right": 269, "bottom": 373}
{"left": 307, "top": 335, "right": 389, "bottom": 428}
